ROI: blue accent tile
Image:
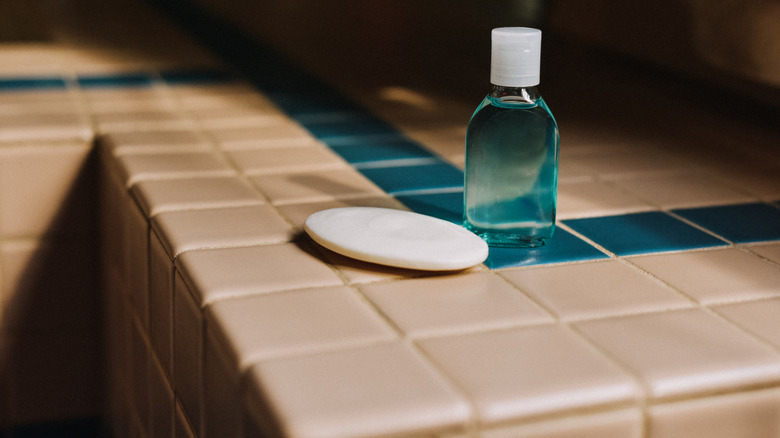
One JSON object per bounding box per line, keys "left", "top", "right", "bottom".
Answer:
{"left": 395, "top": 191, "right": 464, "bottom": 224}
{"left": 265, "top": 90, "right": 358, "bottom": 116}
{"left": 485, "top": 227, "right": 608, "bottom": 269}
{"left": 359, "top": 162, "right": 464, "bottom": 195}
{"left": 563, "top": 211, "right": 728, "bottom": 256}
{"left": 302, "top": 118, "right": 400, "bottom": 140}
{"left": 160, "top": 68, "right": 236, "bottom": 84}
{"left": 673, "top": 202, "right": 780, "bottom": 244}
{"left": 0, "top": 77, "right": 67, "bottom": 91}
{"left": 77, "top": 72, "right": 155, "bottom": 88}
{"left": 328, "top": 135, "right": 436, "bottom": 165}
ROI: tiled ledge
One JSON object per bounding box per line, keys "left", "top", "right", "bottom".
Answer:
{"left": 89, "top": 67, "right": 780, "bottom": 438}
{"left": 3, "top": 1, "right": 780, "bottom": 437}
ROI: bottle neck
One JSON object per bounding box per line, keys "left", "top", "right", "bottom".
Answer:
{"left": 488, "top": 85, "right": 540, "bottom": 104}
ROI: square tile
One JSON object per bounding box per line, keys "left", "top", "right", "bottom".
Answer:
{"left": 359, "top": 272, "right": 553, "bottom": 338}
{"left": 614, "top": 171, "right": 757, "bottom": 209}
{"left": 563, "top": 212, "right": 728, "bottom": 256}
{"left": 246, "top": 342, "right": 471, "bottom": 437}
{"left": 204, "top": 330, "right": 242, "bottom": 438}
{"left": 712, "top": 297, "right": 780, "bottom": 350}
{"left": 484, "top": 227, "right": 608, "bottom": 269}
{"left": 557, "top": 180, "right": 654, "bottom": 219}
{"left": 673, "top": 203, "right": 780, "bottom": 244}
{"left": 207, "top": 285, "right": 396, "bottom": 367}
{"left": 92, "top": 110, "right": 196, "bottom": 132}
{"left": 248, "top": 168, "right": 384, "bottom": 205}
{"left": 395, "top": 191, "right": 463, "bottom": 224}
{"left": 478, "top": 408, "right": 642, "bottom": 438}
{"left": 417, "top": 325, "right": 639, "bottom": 425}
{"left": 131, "top": 176, "right": 263, "bottom": 217}
{"left": 226, "top": 144, "right": 347, "bottom": 175}
{"left": 209, "top": 123, "right": 315, "bottom": 149}
{"left": 628, "top": 248, "right": 780, "bottom": 304}
{"left": 115, "top": 152, "right": 236, "bottom": 187}
{"left": 573, "top": 149, "right": 692, "bottom": 179}
{"left": 749, "top": 242, "right": 780, "bottom": 263}
{"left": 160, "top": 68, "right": 238, "bottom": 85}
{"left": 101, "top": 130, "right": 213, "bottom": 155}
{"left": 648, "top": 387, "right": 780, "bottom": 438}
{"left": 500, "top": 260, "right": 692, "bottom": 321}
{"left": 152, "top": 205, "right": 294, "bottom": 258}
{"left": 358, "top": 162, "right": 464, "bottom": 195}
{"left": 173, "top": 271, "right": 204, "bottom": 435}
{"left": 175, "top": 243, "right": 343, "bottom": 306}
{"left": 149, "top": 230, "right": 174, "bottom": 379}
{"left": 187, "top": 106, "right": 284, "bottom": 129}
{"left": 574, "top": 308, "right": 780, "bottom": 400}
{"left": 0, "top": 111, "right": 91, "bottom": 142}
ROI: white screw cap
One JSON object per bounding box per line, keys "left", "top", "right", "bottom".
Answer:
{"left": 491, "top": 27, "right": 542, "bottom": 87}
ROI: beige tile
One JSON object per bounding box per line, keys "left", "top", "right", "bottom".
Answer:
{"left": 101, "top": 130, "right": 213, "bottom": 155}
{"left": 177, "top": 90, "right": 277, "bottom": 111}
{"left": 125, "top": 199, "right": 150, "bottom": 331}
{"left": 712, "top": 297, "right": 780, "bottom": 350}
{"left": 152, "top": 204, "right": 294, "bottom": 258}
{"left": 188, "top": 107, "right": 287, "bottom": 129}
{"left": 0, "top": 112, "right": 92, "bottom": 142}
{"left": 131, "top": 176, "right": 263, "bottom": 217}
{"left": 92, "top": 110, "right": 196, "bottom": 132}
{"left": 209, "top": 123, "right": 315, "bottom": 149}
{"left": 574, "top": 308, "right": 780, "bottom": 400}
{"left": 115, "top": 151, "right": 236, "bottom": 186}
{"left": 749, "top": 242, "right": 780, "bottom": 264}
{"left": 227, "top": 144, "right": 347, "bottom": 175}
{"left": 207, "top": 285, "right": 396, "bottom": 367}
{"left": 149, "top": 230, "right": 174, "bottom": 379}
{"left": 0, "top": 142, "right": 91, "bottom": 237}
{"left": 477, "top": 408, "right": 642, "bottom": 438}
{"left": 501, "top": 260, "right": 692, "bottom": 321}
{"left": 246, "top": 341, "right": 471, "bottom": 437}
{"left": 175, "top": 242, "right": 343, "bottom": 306}
{"left": 557, "top": 156, "right": 597, "bottom": 183}
{"left": 359, "top": 272, "right": 553, "bottom": 338}
{"left": 417, "top": 325, "right": 639, "bottom": 425}
{"left": 249, "top": 168, "right": 384, "bottom": 205}
{"left": 87, "top": 97, "right": 178, "bottom": 114}
{"left": 276, "top": 196, "right": 405, "bottom": 229}
{"left": 173, "top": 271, "right": 204, "bottom": 436}
{"left": 575, "top": 150, "right": 693, "bottom": 179}
{"left": 204, "top": 329, "right": 242, "bottom": 438}
{"left": 557, "top": 180, "right": 655, "bottom": 219}
{"left": 614, "top": 171, "right": 756, "bottom": 209}
{"left": 0, "top": 91, "right": 80, "bottom": 115}
{"left": 628, "top": 248, "right": 780, "bottom": 305}
{"left": 648, "top": 387, "right": 780, "bottom": 438}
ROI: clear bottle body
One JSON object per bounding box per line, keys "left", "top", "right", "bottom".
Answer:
{"left": 464, "top": 85, "right": 559, "bottom": 247}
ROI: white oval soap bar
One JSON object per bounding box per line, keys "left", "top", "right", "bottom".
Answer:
{"left": 304, "top": 207, "right": 488, "bottom": 271}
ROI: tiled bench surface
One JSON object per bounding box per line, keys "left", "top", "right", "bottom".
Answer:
{"left": 3, "top": 1, "right": 780, "bottom": 437}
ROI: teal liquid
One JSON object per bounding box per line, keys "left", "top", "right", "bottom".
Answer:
{"left": 464, "top": 91, "right": 559, "bottom": 247}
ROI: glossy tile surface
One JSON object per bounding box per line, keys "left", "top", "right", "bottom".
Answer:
{"left": 563, "top": 212, "right": 728, "bottom": 256}
{"left": 359, "top": 272, "right": 553, "bottom": 338}
{"left": 417, "top": 325, "right": 640, "bottom": 425}
{"left": 247, "top": 342, "right": 471, "bottom": 438}
{"left": 574, "top": 309, "right": 780, "bottom": 400}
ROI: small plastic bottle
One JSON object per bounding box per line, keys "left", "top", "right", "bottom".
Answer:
{"left": 464, "top": 27, "right": 559, "bottom": 248}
